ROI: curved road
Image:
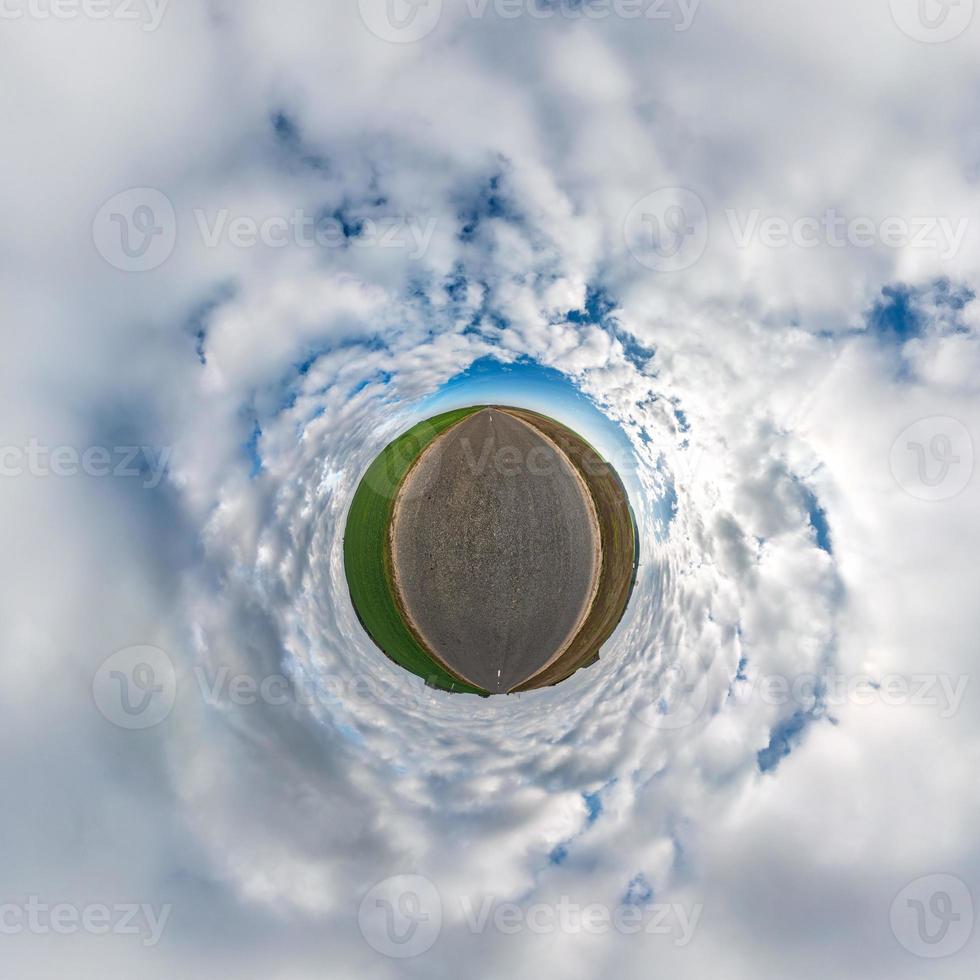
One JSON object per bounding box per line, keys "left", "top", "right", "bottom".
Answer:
{"left": 390, "top": 408, "right": 599, "bottom": 693}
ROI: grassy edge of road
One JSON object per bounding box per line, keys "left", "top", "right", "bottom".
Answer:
{"left": 343, "top": 406, "right": 490, "bottom": 696}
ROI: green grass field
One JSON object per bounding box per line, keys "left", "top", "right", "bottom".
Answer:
{"left": 343, "top": 407, "right": 490, "bottom": 695}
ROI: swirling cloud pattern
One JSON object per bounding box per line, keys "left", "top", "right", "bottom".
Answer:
{"left": 2, "top": 2, "right": 979, "bottom": 977}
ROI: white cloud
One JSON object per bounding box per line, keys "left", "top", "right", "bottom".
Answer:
{"left": 2, "top": 2, "right": 979, "bottom": 976}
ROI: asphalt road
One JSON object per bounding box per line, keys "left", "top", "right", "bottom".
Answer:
{"left": 390, "top": 408, "right": 599, "bottom": 693}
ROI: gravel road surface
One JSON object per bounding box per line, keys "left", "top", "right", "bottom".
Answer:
{"left": 390, "top": 408, "right": 600, "bottom": 693}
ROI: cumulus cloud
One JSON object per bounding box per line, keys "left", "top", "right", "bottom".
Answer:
{"left": 2, "top": 1, "right": 979, "bottom": 977}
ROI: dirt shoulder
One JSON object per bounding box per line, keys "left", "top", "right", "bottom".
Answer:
{"left": 500, "top": 407, "right": 638, "bottom": 692}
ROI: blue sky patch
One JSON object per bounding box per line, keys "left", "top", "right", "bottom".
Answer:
{"left": 565, "top": 285, "right": 656, "bottom": 371}
{"left": 243, "top": 419, "right": 263, "bottom": 477}
{"left": 799, "top": 482, "right": 832, "bottom": 554}
{"left": 866, "top": 279, "right": 976, "bottom": 347}
{"left": 423, "top": 356, "right": 639, "bottom": 488}
{"left": 758, "top": 710, "right": 811, "bottom": 773}
{"left": 458, "top": 172, "right": 516, "bottom": 241}
{"left": 622, "top": 873, "right": 654, "bottom": 907}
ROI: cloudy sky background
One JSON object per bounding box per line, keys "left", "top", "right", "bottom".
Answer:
{"left": 2, "top": 0, "right": 980, "bottom": 976}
